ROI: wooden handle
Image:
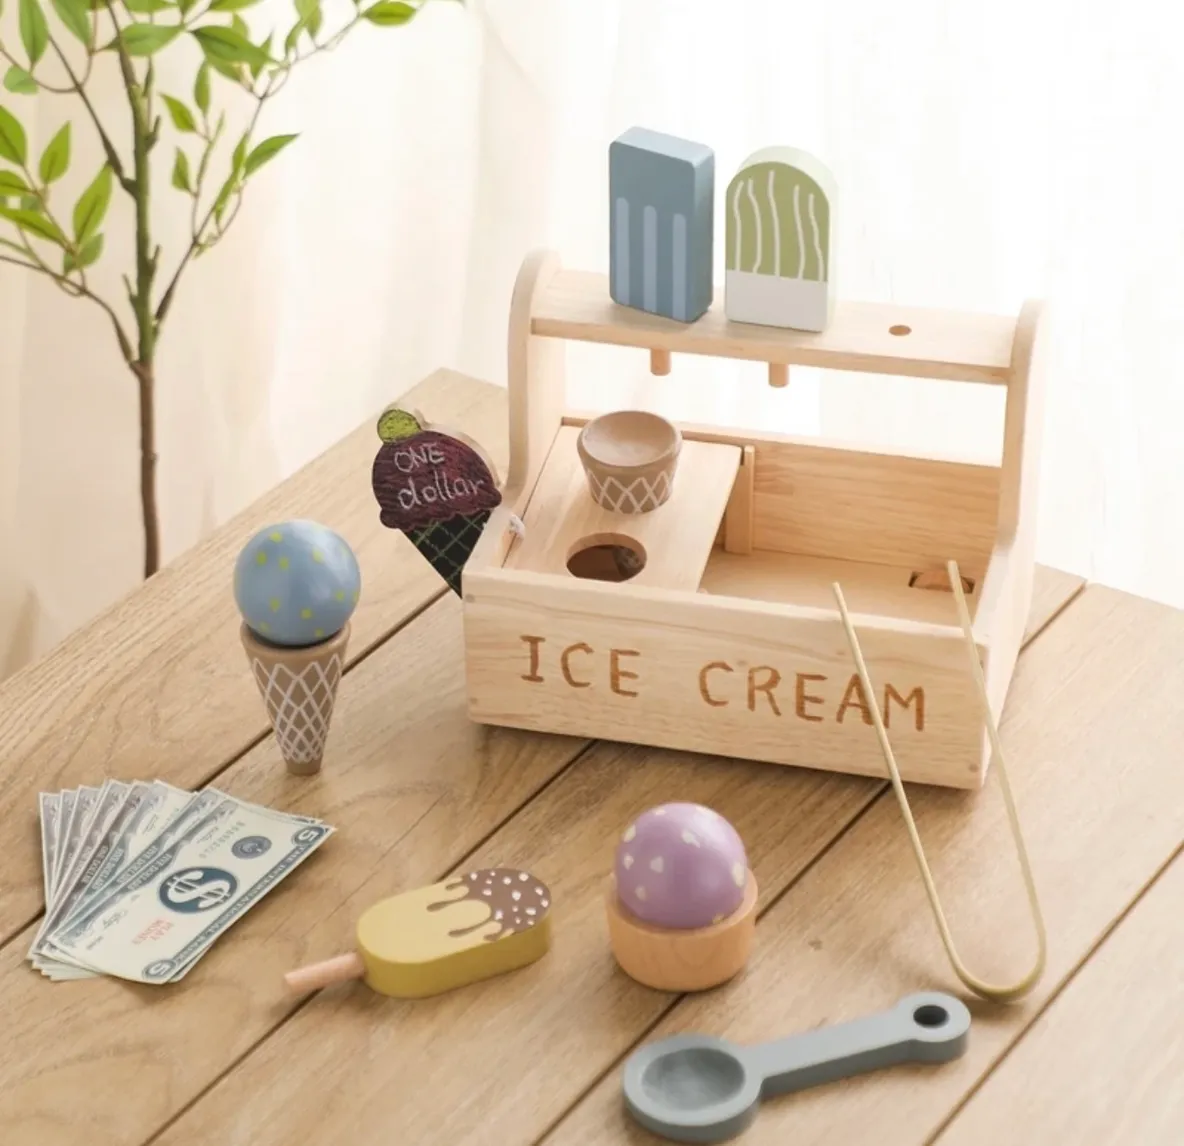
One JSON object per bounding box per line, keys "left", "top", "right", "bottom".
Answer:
{"left": 284, "top": 951, "right": 365, "bottom": 995}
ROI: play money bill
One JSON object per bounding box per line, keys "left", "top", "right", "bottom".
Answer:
{"left": 38, "top": 793, "right": 60, "bottom": 908}
{"left": 52, "top": 785, "right": 104, "bottom": 904}
{"left": 30, "top": 781, "right": 128, "bottom": 969}
{"left": 45, "top": 791, "right": 333, "bottom": 983}
{"left": 49, "top": 789, "right": 77, "bottom": 901}
{"left": 36, "top": 782, "right": 199, "bottom": 978}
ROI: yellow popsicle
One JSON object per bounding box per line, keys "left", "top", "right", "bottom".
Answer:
{"left": 284, "top": 867, "right": 552, "bottom": 998}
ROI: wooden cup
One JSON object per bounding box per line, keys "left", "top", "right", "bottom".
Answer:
{"left": 576, "top": 411, "right": 682, "bottom": 514}
{"left": 605, "top": 870, "right": 758, "bottom": 992}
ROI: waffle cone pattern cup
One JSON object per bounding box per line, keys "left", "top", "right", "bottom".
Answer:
{"left": 240, "top": 621, "right": 350, "bottom": 776}
{"left": 577, "top": 411, "right": 682, "bottom": 514}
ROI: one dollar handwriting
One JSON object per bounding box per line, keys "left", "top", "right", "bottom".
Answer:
{"left": 371, "top": 430, "right": 502, "bottom": 533}
{"left": 517, "top": 635, "right": 924, "bottom": 731}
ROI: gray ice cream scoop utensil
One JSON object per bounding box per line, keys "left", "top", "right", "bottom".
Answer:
{"left": 622, "top": 991, "right": 971, "bottom": 1143}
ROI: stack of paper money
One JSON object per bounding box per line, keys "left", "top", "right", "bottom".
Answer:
{"left": 30, "top": 780, "right": 334, "bottom": 984}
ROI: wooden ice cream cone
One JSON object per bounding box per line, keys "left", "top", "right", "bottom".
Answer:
{"left": 577, "top": 410, "right": 682, "bottom": 514}
{"left": 241, "top": 622, "right": 350, "bottom": 776}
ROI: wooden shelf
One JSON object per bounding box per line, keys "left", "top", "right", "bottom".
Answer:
{"left": 503, "top": 426, "right": 741, "bottom": 592}
{"left": 531, "top": 269, "right": 1017, "bottom": 385}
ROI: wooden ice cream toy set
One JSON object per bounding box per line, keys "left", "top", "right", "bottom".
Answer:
{"left": 235, "top": 127, "right": 1048, "bottom": 1143}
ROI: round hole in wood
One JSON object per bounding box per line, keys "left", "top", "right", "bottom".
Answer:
{"left": 566, "top": 533, "right": 646, "bottom": 583}
{"left": 889, "top": 324, "right": 912, "bottom": 336}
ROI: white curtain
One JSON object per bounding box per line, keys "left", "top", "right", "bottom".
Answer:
{"left": 2, "top": 0, "right": 1180, "bottom": 678}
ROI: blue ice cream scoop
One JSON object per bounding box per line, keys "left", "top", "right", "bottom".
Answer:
{"left": 233, "top": 520, "right": 361, "bottom": 647}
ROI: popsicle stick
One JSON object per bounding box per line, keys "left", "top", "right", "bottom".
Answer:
{"left": 767, "top": 363, "right": 789, "bottom": 388}
{"left": 830, "top": 558, "right": 1047, "bottom": 1003}
{"left": 284, "top": 952, "right": 365, "bottom": 995}
{"left": 650, "top": 349, "right": 671, "bottom": 376}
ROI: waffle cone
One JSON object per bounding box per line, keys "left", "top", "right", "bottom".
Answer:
{"left": 240, "top": 622, "right": 350, "bottom": 775}
{"left": 408, "top": 510, "right": 491, "bottom": 595}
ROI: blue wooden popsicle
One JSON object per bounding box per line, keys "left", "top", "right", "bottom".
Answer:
{"left": 609, "top": 127, "right": 715, "bottom": 325}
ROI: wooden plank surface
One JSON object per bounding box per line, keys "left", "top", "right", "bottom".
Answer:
{"left": 935, "top": 846, "right": 1184, "bottom": 1145}
{"left": 0, "top": 598, "right": 588, "bottom": 1146}
{"left": 126, "top": 569, "right": 1076, "bottom": 1146}
{"left": 533, "top": 269, "right": 1018, "bottom": 384}
{"left": 545, "top": 584, "right": 1182, "bottom": 1145}
{"left": 0, "top": 368, "right": 507, "bottom": 944}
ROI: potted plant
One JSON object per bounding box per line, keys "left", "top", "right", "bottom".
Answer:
{"left": 0, "top": 0, "right": 455, "bottom": 576}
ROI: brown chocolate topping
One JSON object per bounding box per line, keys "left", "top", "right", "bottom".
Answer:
{"left": 426, "top": 867, "right": 551, "bottom": 941}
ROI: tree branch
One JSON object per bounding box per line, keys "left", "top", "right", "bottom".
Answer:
{"left": 49, "top": 37, "right": 135, "bottom": 195}
{"left": 0, "top": 251, "right": 135, "bottom": 363}
{"left": 155, "top": 79, "right": 274, "bottom": 326}
{"left": 0, "top": 42, "right": 73, "bottom": 94}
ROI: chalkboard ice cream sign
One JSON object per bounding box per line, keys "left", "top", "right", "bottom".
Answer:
{"left": 371, "top": 409, "right": 502, "bottom": 595}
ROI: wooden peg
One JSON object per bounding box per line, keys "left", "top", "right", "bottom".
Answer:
{"left": 767, "top": 363, "right": 788, "bottom": 388}
{"left": 650, "top": 349, "right": 671, "bottom": 376}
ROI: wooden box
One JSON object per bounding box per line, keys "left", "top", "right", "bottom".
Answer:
{"left": 463, "top": 251, "right": 1046, "bottom": 789}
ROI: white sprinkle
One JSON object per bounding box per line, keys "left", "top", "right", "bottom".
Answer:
{"left": 518, "top": 872, "right": 529, "bottom": 881}
{"left": 622, "top": 854, "right": 634, "bottom": 870}
{"left": 681, "top": 830, "right": 701, "bottom": 848}
{"left": 469, "top": 872, "right": 478, "bottom": 879}
{"left": 503, "top": 876, "right": 512, "bottom": 885}
{"left": 512, "top": 891, "right": 521, "bottom": 901}
{"left": 526, "top": 907, "right": 536, "bottom": 916}
{"left": 494, "top": 910, "right": 503, "bottom": 920}
{"left": 635, "top": 886, "right": 648, "bottom": 901}
{"left": 622, "top": 825, "right": 636, "bottom": 843}
{"left": 534, "top": 887, "right": 545, "bottom": 896}
{"left": 482, "top": 888, "right": 492, "bottom": 896}
{"left": 732, "top": 862, "right": 746, "bottom": 887}
{"left": 649, "top": 856, "right": 665, "bottom": 874}
{"left": 540, "top": 899, "right": 549, "bottom": 908}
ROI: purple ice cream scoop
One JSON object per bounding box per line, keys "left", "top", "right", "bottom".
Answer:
{"left": 613, "top": 802, "right": 749, "bottom": 930}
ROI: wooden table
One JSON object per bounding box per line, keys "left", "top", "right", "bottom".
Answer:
{"left": 1, "top": 368, "right": 1181, "bottom": 1146}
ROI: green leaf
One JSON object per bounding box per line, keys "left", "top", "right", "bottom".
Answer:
{"left": 171, "top": 147, "right": 191, "bottom": 191}
{"left": 209, "top": 0, "right": 260, "bottom": 9}
{"left": 19, "top": 0, "right": 50, "bottom": 66}
{"left": 161, "top": 94, "right": 196, "bottom": 133}
{"left": 0, "top": 104, "right": 27, "bottom": 165}
{"left": 193, "top": 61, "right": 210, "bottom": 114}
{"left": 177, "top": 0, "right": 197, "bottom": 14}
{"left": 249, "top": 32, "right": 271, "bottom": 79}
{"left": 0, "top": 203, "right": 65, "bottom": 244}
{"left": 72, "top": 163, "right": 111, "bottom": 242}
{"left": 191, "top": 25, "right": 271, "bottom": 68}
{"left": 3, "top": 66, "right": 38, "bottom": 95}
{"left": 77, "top": 231, "right": 102, "bottom": 267}
{"left": 295, "top": 0, "right": 321, "bottom": 36}
{"left": 18, "top": 193, "right": 38, "bottom": 210}
{"left": 49, "top": 0, "right": 92, "bottom": 45}
{"left": 110, "top": 23, "right": 181, "bottom": 55}
{"left": 243, "top": 132, "right": 296, "bottom": 176}
{"left": 123, "top": 0, "right": 175, "bottom": 9}
{"left": 283, "top": 19, "right": 303, "bottom": 55}
{"left": 0, "top": 170, "right": 29, "bottom": 194}
{"left": 231, "top": 131, "right": 247, "bottom": 172}
{"left": 38, "top": 122, "right": 69, "bottom": 184}
{"left": 361, "top": 0, "right": 417, "bottom": 25}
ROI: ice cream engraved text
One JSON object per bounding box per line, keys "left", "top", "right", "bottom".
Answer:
{"left": 517, "top": 634, "right": 925, "bottom": 731}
